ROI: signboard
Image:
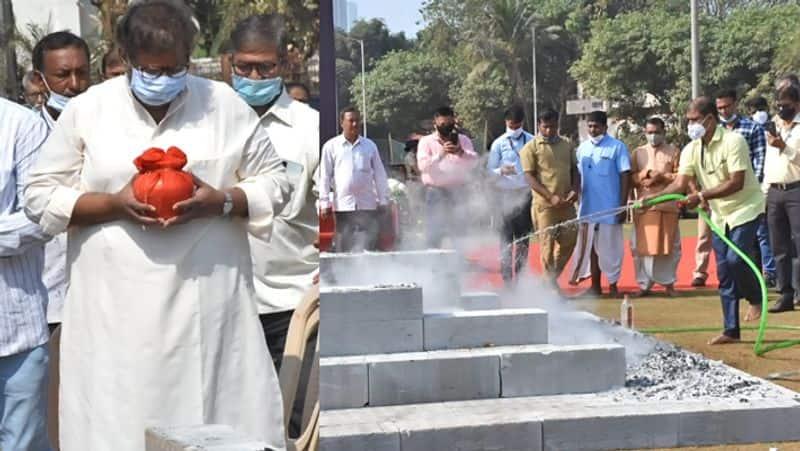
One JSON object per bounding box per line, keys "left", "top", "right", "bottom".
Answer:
{"left": 566, "top": 99, "right": 608, "bottom": 115}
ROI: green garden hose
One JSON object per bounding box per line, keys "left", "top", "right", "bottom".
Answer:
{"left": 633, "top": 193, "right": 800, "bottom": 356}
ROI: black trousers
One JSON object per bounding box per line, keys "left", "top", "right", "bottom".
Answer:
{"left": 259, "top": 310, "right": 317, "bottom": 438}
{"left": 498, "top": 190, "right": 533, "bottom": 283}
{"left": 767, "top": 184, "right": 800, "bottom": 299}
{"left": 334, "top": 210, "right": 380, "bottom": 252}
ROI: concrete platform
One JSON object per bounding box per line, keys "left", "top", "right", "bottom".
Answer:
{"left": 320, "top": 344, "right": 625, "bottom": 407}
{"left": 320, "top": 250, "right": 463, "bottom": 312}
{"left": 319, "top": 394, "right": 800, "bottom": 450}
{"left": 320, "top": 284, "right": 424, "bottom": 357}
{"left": 145, "top": 425, "right": 268, "bottom": 451}
{"left": 423, "top": 308, "right": 548, "bottom": 350}
{"left": 457, "top": 291, "right": 501, "bottom": 310}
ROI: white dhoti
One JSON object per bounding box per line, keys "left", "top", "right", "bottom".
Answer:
{"left": 569, "top": 222, "right": 624, "bottom": 284}
{"left": 631, "top": 228, "right": 681, "bottom": 289}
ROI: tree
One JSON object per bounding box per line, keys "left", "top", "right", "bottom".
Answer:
{"left": 335, "top": 19, "right": 412, "bottom": 116}
{"left": 351, "top": 49, "right": 459, "bottom": 137}
{"left": 345, "top": 19, "right": 412, "bottom": 70}
{"left": 211, "top": 0, "right": 319, "bottom": 58}
{"left": 452, "top": 61, "right": 513, "bottom": 140}
{"left": 707, "top": 4, "right": 800, "bottom": 99}
{"left": 570, "top": 10, "right": 695, "bottom": 115}
{"left": 90, "top": 0, "right": 128, "bottom": 46}
{"left": 0, "top": 0, "right": 18, "bottom": 100}
{"left": 570, "top": 3, "right": 800, "bottom": 115}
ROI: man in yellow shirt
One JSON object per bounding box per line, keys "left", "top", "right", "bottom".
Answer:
{"left": 644, "top": 97, "right": 765, "bottom": 345}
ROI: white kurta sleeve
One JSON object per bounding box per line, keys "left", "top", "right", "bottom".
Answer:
{"left": 235, "top": 125, "right": 291, "bottom": 239}
{"left": 24, "top": 103, "right": 85, "bottom": 236}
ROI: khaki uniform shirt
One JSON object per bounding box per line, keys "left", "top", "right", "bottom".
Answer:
{"left": 520, "top": 135, "right": 576, "bottom": 208}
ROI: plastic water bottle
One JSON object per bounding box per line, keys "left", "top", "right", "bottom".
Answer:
{"left": 621, "top": 295, "right": 634, "bottom": 328}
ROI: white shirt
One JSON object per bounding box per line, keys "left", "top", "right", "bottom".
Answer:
{"left": 40, "top": 106, "right": 68, "bottom": 324}
{"left": 319, "top": 134, "right": 390, "bottom": 211}
{"left": 249, "top": 89, "right": 320, "bottom": 314}
{"left": 0, "top": 97, "right": 51, "bottom": 357}
{"left": 763, "top": 114, "right": 800, "bottom": 186}
{"left": 24, "top": 75, "right": 289, "bottom": 451}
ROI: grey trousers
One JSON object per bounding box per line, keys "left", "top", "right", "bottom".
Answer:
{"left": 767, "top": 184, "right": 800, "bottom": 299}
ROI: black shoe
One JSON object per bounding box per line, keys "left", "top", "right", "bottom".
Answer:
{"left": 691, "top": 277, "right": 706, "bottom": 287}
{"left": 769, "top": 297, "right": 795, "bottom": 313}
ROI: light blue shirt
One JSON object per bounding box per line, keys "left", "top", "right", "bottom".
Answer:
{"left": 487, "top": 130, "right": 534, "bottom": 190}
{"left": 0, "top": 98, "right": 51, "bottom": 357}
{"left": 577, "top": 134, "right": 631, "bottom": 224}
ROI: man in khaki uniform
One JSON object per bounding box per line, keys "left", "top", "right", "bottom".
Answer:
{"left": 521, "top": 109, "right": 581, "bottom": 288}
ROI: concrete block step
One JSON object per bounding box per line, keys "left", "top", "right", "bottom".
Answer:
{"left": 423, "top": 308, "right": 548, "bottom": 350}
{"left": 319, "top": 394, "right": 800, "bottom": 450}
{"left": 320, "top": 344, "right": 625, "bottom": 409}
{"left": 145, "top": 425, "right": 268, "bottom": 451}
{"left": 320, "top": 284, "right": 424, "bottom": 357}
{"left": 457, "top": 291, "right": 501, "bottom": 310}
{"left": 320, "top": 250, "right": 463, "bottom": 312}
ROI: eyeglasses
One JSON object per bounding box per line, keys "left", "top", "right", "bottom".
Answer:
{"left": 134, "top": 65, "right": 189, "bottom": 79}
{"left": 232, "top": 61, "right": 279, "bottom": 78}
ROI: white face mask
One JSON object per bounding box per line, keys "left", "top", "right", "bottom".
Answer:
{"left": 687, "top": 122, "right": 706, "bottom": 141}
{"left": 507, "top": 127, "right": 523, "bottom": 139}
{"left": 38, "top": 71, "right": 73, "bottom": 112}
{"left": 718, "top": 113, "right": 738, "bottom": 125}
{"left": 752, "top": 111, "right": 769, "bottom": 125}
{"left": 590, "top": 134, "right": 605, "bottom": 145}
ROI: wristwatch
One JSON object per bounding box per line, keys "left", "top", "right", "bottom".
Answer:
{"left": 222, "top": 191, "right": 233, "bottom": 217}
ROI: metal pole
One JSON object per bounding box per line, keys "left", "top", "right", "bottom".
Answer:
{"left": 359, "top": 38, "right": 367, "bottom": 137}
{"left": 531, "top": 24, "right": 538, "bottom": 128}
{"left": 319, "top": 0, "right": 337, "bottom": 142}
{"left": 690, "top": 0, "right": 700, "bottom": 98}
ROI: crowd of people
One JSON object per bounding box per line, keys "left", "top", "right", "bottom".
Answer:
{"left": 1, "top": 1, "right": 319, "bottom": 450}
{"left": 322, "top": 79, "right": 800, "bottom": 348}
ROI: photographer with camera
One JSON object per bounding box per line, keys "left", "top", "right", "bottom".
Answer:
{"left": 417, "top": 106, "right": 478, "bottom": 248}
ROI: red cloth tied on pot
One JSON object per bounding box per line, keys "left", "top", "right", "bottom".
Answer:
{"left": 133, "top": 146, "right": 194, "bottom": 219}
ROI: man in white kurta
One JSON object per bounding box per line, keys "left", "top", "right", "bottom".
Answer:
{"left": 24, "top": 74, "right": 290, "bottom": 451}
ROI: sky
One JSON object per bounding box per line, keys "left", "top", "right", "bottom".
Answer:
{"left": 350, "top": 0, "right": 427, "bottom": 38}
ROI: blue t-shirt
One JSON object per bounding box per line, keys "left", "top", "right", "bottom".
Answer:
{"left": 576, "top": 134, "right": 631, "bottom": 224}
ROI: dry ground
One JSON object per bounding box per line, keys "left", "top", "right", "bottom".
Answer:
{"left": 573, "top": 291, "right": 800, "bottom": 451}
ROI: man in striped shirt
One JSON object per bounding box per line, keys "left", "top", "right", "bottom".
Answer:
{"left": 0, "top": 97, "right": 52, "bottom": 450}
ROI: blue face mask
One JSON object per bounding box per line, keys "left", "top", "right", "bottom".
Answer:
{"left": 38, "top": 72, "right": 72, "bottom": 112}
{"left": 46, "top": 91, "right": 71, "bottom": 112}
{"left": 232, "top": 74, "right": 283, "bottom": 107}
{"left": 129, "top": 68, "right": 188, "bottom": 106}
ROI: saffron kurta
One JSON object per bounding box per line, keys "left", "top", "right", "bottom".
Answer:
{"left": 24, "top": 75, "right": 290, "bottom": 451}
{"left": 630, "top": 143, "right": 681, "bottom": 288}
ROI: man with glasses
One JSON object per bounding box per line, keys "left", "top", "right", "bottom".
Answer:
{"left": 644, "top": 97, "right": 765, "bottom": 345}
{"left": 226, "top": 14, "right": 320, "bottom": 374}
{"left": 24, "top": 2, "right": 290, "bottom": 448}
{"left": 22, "top": 71, "right": 46, "bottom": 110}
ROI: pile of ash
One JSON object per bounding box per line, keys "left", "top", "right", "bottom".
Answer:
{"left": 612, "top": 345, "right": 793, "bottom": 403}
